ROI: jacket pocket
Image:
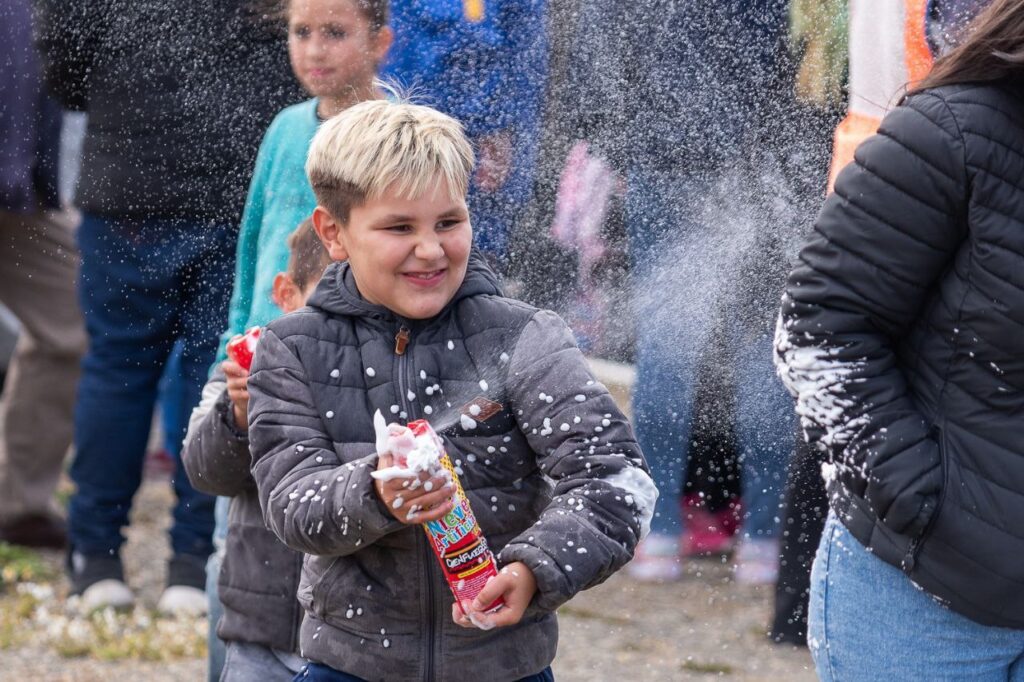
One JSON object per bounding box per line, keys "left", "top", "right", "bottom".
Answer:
{"left": 900, "top": 427, "right": 949, "bottom": 573}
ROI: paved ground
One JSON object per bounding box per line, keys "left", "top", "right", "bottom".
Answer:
{"left": 0, "top": 473, "right": 813, "bottom": 680}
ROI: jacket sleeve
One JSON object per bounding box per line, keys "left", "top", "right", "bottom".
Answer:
{"left": 497, "top": 310, "right": 654, "bottom": 612}
{"left": 34, "top": 0, "right": 107, "bottom": 110}
{"left": 215, "top": 119, "right": 278, "bottom": 363}
{"left": 247, "top": 326, "right": 405, "bottom": 556}
{"left": 181, "top": 370, "right": 255, "bottom": 498}
{"left": 774, "top": 91, "right": 968, "bottom": 536}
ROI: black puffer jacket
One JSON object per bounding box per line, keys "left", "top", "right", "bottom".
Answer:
{"left": 775, "top": 80, "right": 1024, "bottom": 628}
{"left": 36, "top": 0, "right": 302, "bottom": 223}
{"left": 247, "top": 255, "right": 653, "bottom": 681}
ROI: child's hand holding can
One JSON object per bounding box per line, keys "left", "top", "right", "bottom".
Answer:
{"left": 373, "top": 453, "right": 455, "bottom": 524}
{"left": 453, "top": 561, "right": 537, "bottom": 630}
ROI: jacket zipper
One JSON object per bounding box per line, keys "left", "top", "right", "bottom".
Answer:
{"left": 393, "top": 325, "right": 435, "bottom": 680}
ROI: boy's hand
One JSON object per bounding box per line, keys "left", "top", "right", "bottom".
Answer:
{"left": 374, "top": 453, "right": 455, "bottom": 525}
{"left": 453, "top": 562, "right": 537, "bottom": 630}
{"left": 474, "top": 130, "right": 513, "bottom": 192}
{"left": 221, "top": 360, "right": 250, "bottom": 431}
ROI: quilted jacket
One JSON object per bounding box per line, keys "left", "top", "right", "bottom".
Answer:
{"left": 776, "top": 80, "right": 1024, "bottom": 628}
{"left": 247, "top": 254, "right": 654, "bottom": 680}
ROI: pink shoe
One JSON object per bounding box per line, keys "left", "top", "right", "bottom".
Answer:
{"left": 628, "top": 533, "right": 682, "bottom": 582}
{"left": 681, "top": 495, "right": 737, "bottom": 557}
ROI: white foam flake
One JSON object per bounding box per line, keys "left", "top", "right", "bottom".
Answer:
{"left": 574, "top": 394, "right": 585, "bottom": 402}
{"left": 469, "top": 404, "right": 482, "bottom": 417}
{"left": 479, "top": 380, "right": 489, "bottom": 391}
{"left": 460, "top": 414, "right": 477, "bottom": 430}
{"left": 447, "top": 340, "right": 455, "bottom": 350}
{"left": 330, "top": 369, "right": 340, "bottom": 378}
{"left": 366, "top": 367, "right": 376, "bottom": 377}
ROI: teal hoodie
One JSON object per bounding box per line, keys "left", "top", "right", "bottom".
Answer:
{"left": 216, "top": 98, "right": 320, "bottom": 362}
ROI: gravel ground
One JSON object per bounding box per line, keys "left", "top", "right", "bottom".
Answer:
{"left": 1, "top": 473, "right": 813, "bottom": 681}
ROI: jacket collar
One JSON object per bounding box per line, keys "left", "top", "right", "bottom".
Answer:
{"left": 306, "top": 249, "right": 502, "bottom": 328}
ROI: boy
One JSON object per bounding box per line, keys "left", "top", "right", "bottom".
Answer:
{"left": 247, "top": 99, "right": 655, "bottom": 681}
{"left": 182, "top": 219, "right": 332, "bottom": 681}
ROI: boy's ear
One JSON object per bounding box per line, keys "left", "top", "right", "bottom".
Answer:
{"left": 312, "top": 206, "right": 348, "bottom": 262}
{"left": 372, "top": 26, "right": 394, "bottom": 66}
{"left": 272, "top": 272, "right": 302, "bottom": 314}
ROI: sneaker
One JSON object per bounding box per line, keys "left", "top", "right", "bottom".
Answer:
{"left": 734, "top": 538, "right": 780, "bottom": 585}
{"left": 157, "top": 585, "right": 207, "bottom": 616}
{"left": 68, "top": 551, "right": 134, "bottom": 610}
{"left": 0, "top": 513, "right": 67, "bottom": 549}
{"left": 627, "top": 533, "right": 682, "bottom": 582}
{"left": 158, "top": 553, "right": 208, "bottom": 616}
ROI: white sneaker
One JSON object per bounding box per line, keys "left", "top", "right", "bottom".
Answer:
{"left": 734, "top": 538, "right": 780, "bottom": 585}
{"left": 81, "top": 579, "right": 135, "bottom": 611}
{"left": 627, "top": 533, "right": 683, "bottom": 582}
{"left": 157, "top": 585, "right": 207, "bottom": 617}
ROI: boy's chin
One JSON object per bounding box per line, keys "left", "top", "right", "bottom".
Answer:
{"left": 396, "top": 294, "right": 456, "bottom": 320}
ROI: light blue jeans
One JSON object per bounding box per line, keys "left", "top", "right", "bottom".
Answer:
{"left": 626, "top": 167, "right": 794, "bottom": 539}
{"left": 809, "top": 512, "right": 1024, "bottom": 680}
{"left": 221, "top": 641, "right": 303, "bottom": 682}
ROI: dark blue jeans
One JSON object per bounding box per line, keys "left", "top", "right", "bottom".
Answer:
{"left": 69, "top": 214, "right": 235, "bottom": 558}
{"left": 298, "top": 663, "right": 554, "bottom": 682}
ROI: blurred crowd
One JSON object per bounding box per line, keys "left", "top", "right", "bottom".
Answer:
{"left": 0, "top": 0, "right": 1001, "bottom": 678}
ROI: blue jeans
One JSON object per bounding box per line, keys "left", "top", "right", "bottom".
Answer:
{"left": 69, "top": 214, "right": 235, "bottom": 558}
{"left": 298, "top": 663, "right": 554, "bottom": 682}
{"left": 159, "top": 341, "right": 186, "bottom": 455}
{"left": 222, "top": 641, "right": 302, "bottom": 681}
{"left": 626, "top": 168, "right": 794, "bottom": 538}
{"left": 809, "top": 512, "right": 1024, "bottom": 680}
{"left": 208, "top": 496, "right": 230, "bottom": 681}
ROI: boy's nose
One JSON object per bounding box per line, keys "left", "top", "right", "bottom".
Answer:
{"left": 414, "top": 236, "right": 445, "bottom": 261}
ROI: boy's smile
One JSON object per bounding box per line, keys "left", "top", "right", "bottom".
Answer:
{"left": 313, "top": 178, "right": 472, "bottom": 320}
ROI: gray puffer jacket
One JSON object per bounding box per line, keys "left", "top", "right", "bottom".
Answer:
{"left": 182, "top": 368, "right": 303, "bottom": 653}
{"left": 247, "top": 254, "right": 652, "bottom": 682}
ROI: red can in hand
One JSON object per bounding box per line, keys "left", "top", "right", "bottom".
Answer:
{"left": 226, "top": 326, "right": 262, "bottom": 371}
{"left": 408, "top": 419, "right": 505, "bottom": 617}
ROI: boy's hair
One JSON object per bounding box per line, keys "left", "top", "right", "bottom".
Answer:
{"left": 278, "top": 0, "right": 389, "bottom": 32}
{"left": 305, "top": 96, "right": 475, "bottom": 224}
{"left": 286, "top": 217, "right": 333, "bottom": 290}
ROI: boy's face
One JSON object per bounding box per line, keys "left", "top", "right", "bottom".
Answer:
{"left": 287, "top": 0, "right": 391, "bottom": 100}
{"left": 312, "top": 179, "right": 472, "bottom": 320}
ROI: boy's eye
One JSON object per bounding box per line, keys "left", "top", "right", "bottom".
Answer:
{"left": 324, "top": 26, "right": 348, "bottom": 39}
{"left": 290, "top": 25, "right": 310, "bottom": 38}
{"left": 437, "top": 220, "right": 461, "bottom": 231}
{"left": 386, "top": 224, "right": 413, "bottom": 233}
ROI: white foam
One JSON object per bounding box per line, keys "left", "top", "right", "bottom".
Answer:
{"left": 604, "top": 466, "right": 659, "bottom": 539}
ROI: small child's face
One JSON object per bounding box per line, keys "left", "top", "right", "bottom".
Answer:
{"left": 287, "top": 0, "right": 388, "bottom": 100}
{"left": 314, "top": 179, "right": 472, "bottom": 320}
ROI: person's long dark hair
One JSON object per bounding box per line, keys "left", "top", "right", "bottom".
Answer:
{"left": 913, "top": 0, "right": 1024, "bottom": 93}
